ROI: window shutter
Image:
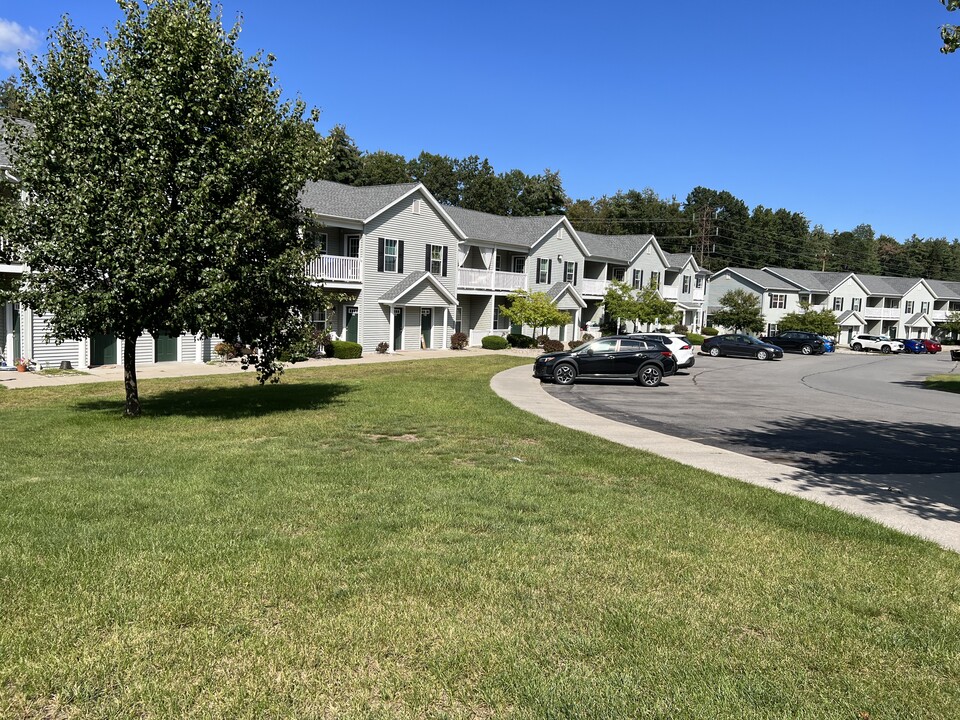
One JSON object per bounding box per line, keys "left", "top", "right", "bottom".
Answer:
{"left": 398, "top": 240, "right": 404, "bottom": 273}
{"left": 377, "top": 238, "right": 384, "bottom": 273}
{"left": 574, "top": 263, "right": 578, "bottom": 285}
{"left": 547, "top": 259, "right": 552, "bottom": 284}
{"left": 442, "top": 246, "right": 448, "bottom": 277}
{"left": 425, "top": 245, "right": 431, "bottom": 272}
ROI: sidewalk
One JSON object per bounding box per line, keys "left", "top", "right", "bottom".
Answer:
{"left": 490, "top": 364, "right": 960, "bottom": 554}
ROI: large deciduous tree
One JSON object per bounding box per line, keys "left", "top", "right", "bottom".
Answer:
{"left": 777, "top": 302, "right": 839, "bottom": 336}
{"left": 711, "top": 289, "right": 765, "bottom": 333}
{"left": 8, "top": 0, "right": 322, "bottom": 417}
{"left": 942, "top": 0, "right": 959, "bottom": 54}
{"left": 500, "top": 290, "right": 570, "bottom": 339}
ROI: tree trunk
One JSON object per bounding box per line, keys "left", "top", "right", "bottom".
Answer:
{"left": 123, "top": 333, "right": 141, "bottom": 418}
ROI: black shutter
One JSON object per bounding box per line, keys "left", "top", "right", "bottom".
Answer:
{"left": 377, "top": 238, "right": 384, "bottom": 273}
{"left": 398, "top": 240, "right": 404, "bottom": 273}
{"left": 442, "top": 246, "right": 448, "bottom": 277}
{"left": 425, "top": 244, "right": 431, "bottom": 272}
{"left": 573, "top": 263, "right": 578, "bottom": 285}
{"left": 547, "top": 259, "right": 552, "bottom": 284}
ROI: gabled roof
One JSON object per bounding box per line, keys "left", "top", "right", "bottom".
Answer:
{"left": 300, "top": 180, "right": 420, "bottom": 222}
{"left": 576, "top": 231, "right": 654, "bottom": 263}
{"left": 927, "top": 279, "right": 960, "bottom": 300}
{"left": 664, "top": 252, "right": 698, "bottom": 271}
{"left": 836, "top": 310, "right": 865, "bottom": 325}
{"left": 378, "top": 270, "right": 457, "bottom": 306}
{"left": 763, "top": 267, "right": 852, "bottom": 293}
{"left": 855, "top": 273, "right": 913, "bottom": 296}
{"left": 711, "top": 267, "right": 799, "bottom": 292}
{"left": 904, "top": 312, "right": 933, "bottom": 327}
{"left": 443, "top": 205, "right": 564, "bottom": 249}
{"left": 545, "top": 281, "right": 586, "bottom": 308}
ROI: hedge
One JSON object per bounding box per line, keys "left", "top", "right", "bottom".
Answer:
{"left": 481, "top": 335, "right": 509, "bottom": 350}
{"left": 331, "top": 340, "right": 363, "bottom": 359}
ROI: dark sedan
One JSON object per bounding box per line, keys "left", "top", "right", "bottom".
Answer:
{"left": 701, "top": 334, "right": 784, "bottom": 360}
{"left": 533, "top": 335, "right": 677, "bottom": 387}
{"left": 759, "top": 331, "right": 826, "bottom": 355}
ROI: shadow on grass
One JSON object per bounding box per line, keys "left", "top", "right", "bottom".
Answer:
{"left": 925, "top": 377, "right": 960, "bottom": 394}
{"left": 74, "top": 380, "right": 355, "bottom": 419}
{"left": 717, "top": 416, "right": 960, "bottom": 521}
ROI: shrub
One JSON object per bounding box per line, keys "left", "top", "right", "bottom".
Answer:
{"left": 214, "top": 341, "right": 236, "bottom": 359}
{"left": 375, "top": 341, "right": 389, "bottom": 354}
{"left": 686, "top": 333, "right": 705, "bottom": 346}
{"left": 450, "top": 332, "right": 468, "bottom": 350}
{"left": 331, "top": 340, "right": 363, "bottom": 359}
{"left": 702, "top": 326, "right": 719, "bottom": 336}
{"left": 568, "top": 340, "right": 584, "bottom": 350}
{"left": 481, "top": 335, "right": 509, "bottom": 350}
{"left": 581, "top": 333, "right": 594, "bottom": 342}
{"left": 542, "top": 339, "right": 564, "bottom": 352}
{"left": 536, "top": 334, "right": 551, "bottom": 348}
{"left": 507, "top": 333, "right": 537, "bottom": 349}
{"left": 288, "top": 326, "right": 327, "bottom": 360}
{"left": 673, "top": 324, "right": 688, "bottom": 334}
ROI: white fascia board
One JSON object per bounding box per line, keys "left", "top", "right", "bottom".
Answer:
{"left": 381, "top": 273, "right": 459, "bottom": 306}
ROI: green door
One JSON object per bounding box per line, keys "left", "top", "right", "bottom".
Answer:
{"left": 91, "top": 334, "right": 117, "bottom": 365}
{"left": 345, "top": 306, "right": 359, "bottom": 343}
{"left": 420, "top": 308, "right": 432, "bottom": 349}
{"left": 11, "top": 304, "right": 20, "bottom": 363}
{"left": 155, "top": 333, "right": 178, "bottom": 362}
{"left": 393, "top": 308, "right": 403, "bottom": 350}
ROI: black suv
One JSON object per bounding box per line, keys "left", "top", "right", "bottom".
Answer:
{"left": 758, "top": 331, "right": 826, "bottom": 355}
{"left": 533, "top": 335, "right": 677, "bottom": 387}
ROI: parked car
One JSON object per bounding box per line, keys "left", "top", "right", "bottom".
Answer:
{"left": 849, "top": 335, "right": 904, "bottom": 354}
{"left": 901, "top": 338, "right": 927, "bottom": 354}
{"left": 819, "top": 335, "right": 836, "bottom": 353}
{"left": 759, "top": 331, "right": 826, "bottom": 355}
{"left": 533, "top": 335, "right": 677, "bottom": 387}
{"left": 629, "top": 333, "right": 696, "bottom": 369}
{"left": 700, "top": 334, "right": 784, "bottom": 360}
{"left": 920, "top": 338, "right": 942, "bottom": 354}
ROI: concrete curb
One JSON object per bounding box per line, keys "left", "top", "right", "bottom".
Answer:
{"left": 491, "top": 364, "right": 960, "bottom": 553}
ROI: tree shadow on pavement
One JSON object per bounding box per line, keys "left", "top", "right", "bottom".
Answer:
{"left": 718, "top": 416, "right": 960, "bottom": 522}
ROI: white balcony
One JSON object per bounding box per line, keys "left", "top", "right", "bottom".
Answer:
{"left": 306, "top": 255, "right": 362, "bottom": 284}
{"left": 581, "top": 278, "right": 610, "bottom": 296}
{"left": 692, "top": 288, "right": 705, "bottom": 301}
{"left": 861, "top": 307, "right": 901, "bottom": 320}
{"left": 660, "top": 286, "right": 679, "bottom": 300}
{"left": 457, "top": 267, "right": 527, "bottom": 293}
{"left": 930, "top": 310, "right": 949, "bottom": 321}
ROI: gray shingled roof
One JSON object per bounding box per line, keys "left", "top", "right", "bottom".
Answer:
{"left": 836, "top": 310, "right": 864, "bottom": 325}
{"left": 546, "top": 282, "right": 569, "bottom": 301}
{"left": 718, "top": 268, "right": 798, "bottom": 291}
{"left": 927, "top": 279, "right": 960, "bottom": 299}
{"left": 442, "top": 205, "right": 563, "bottom": 248}
{"left": 378, "top": 270, "right": 455, "bottom": 305}
{"left": 764, "top": 267, "right": 851, "bottom": 293}
{"left": 300, "top": 180, "right": 419, "bottom": 221}
{"left": 664, "top": 252, "right": 695, "bottom": 269}
{"left": 576, "top": 231, "right": 654, "bottom": 262}
{"left": 855, "top": 274, "right": 907, "bottom": 296}
{"left": 905, "top": 312, "right": 932, "bottom": 326}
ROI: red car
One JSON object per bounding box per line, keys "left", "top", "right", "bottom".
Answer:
{"left": 921, "top": 339, "right": 942, "bottom": 353}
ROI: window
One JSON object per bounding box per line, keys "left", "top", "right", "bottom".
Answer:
{"left": 851, "top": 297, "right": 862, "bottom": 312}
{"left": 767, "top": 323, "right": 779, "bottom": 335}
{"left": 564, "top": 261, "right": 577, "bottom": 284}
{"left": 455, "top": 307, "right": 462, "bottom": 333}
{"left": 383, "top": 238, "right": 398, "bottom": 272}
{"left": 833, "top": 297, "right": 844, "bottom": 311}
{"left": 695, "top": 276, "right": 703, "bottom": 289}
{"left": 632, "top": 269, "right": 643, "bottom": 289}
{"left": 650, "top": 271, "right": 660, "bottom": 288}
{"left": 682, "top": 275, "right": 691, "bottom": 293}
{"left": 494, "top": 303, "right": 510, "bottom": 330}
{"left": 921, "top": 301, "right": 930, "bottom": 314}
{"left": 310, "top": 309, "right": 327, "bottom": 329}
{"left": 425, "top": 244, "right": 447, "bottom": 276}
{"left": 769, "top": 294, "right": 787, "bottom": 309}
{"left": 495, "top": 254, "right": 502, "bottom": 272}
{"left": 346, "top": 235, "right": 360, "bottom": 258}
{"left": 305, "top": 227, "right": 326, "bottom": 254}
{"left": 905, "top": 301, "right": 914, "bottom": 314}
{"left": 612, "top": 267, "right": 625, "bottom": 282}
{"left": 537, "top": 258, "right": 550, "bottom": 284}
{"left": 618, "top": 339, "right": 643, "bottom": 352}
{"left": 512, "top": 256, "right": 526, "bottom": 274}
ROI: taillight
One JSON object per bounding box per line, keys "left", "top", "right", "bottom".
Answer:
{"left": 680, "top": 344, "right": 691, "bottom": 350}
{"left": 661, "top": 351, "right": 673, "bottom": 358}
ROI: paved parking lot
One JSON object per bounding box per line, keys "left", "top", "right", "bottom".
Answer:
{"left": 543, "top": 350, "right": 960, "bottom": 510}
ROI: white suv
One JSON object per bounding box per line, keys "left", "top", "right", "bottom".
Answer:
{"left": 630, "top": 333, "right": 696, "bottom": 368}
{"left": 849, "top": 334, "right": 904, "bottom": 354}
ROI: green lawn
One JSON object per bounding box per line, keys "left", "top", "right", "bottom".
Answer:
{"left": 2, "top": 356, "right": 958, "bottom": 719}
{"left": 926, "top": 374, "right": 960, "bottom": 394}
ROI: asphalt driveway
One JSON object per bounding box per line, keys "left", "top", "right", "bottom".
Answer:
{"left": 542, "top": 350, "right": 960, "bottom": 479}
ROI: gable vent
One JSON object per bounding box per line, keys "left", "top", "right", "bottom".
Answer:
{"left": 412, "top": 199, "right": 423, "bottom": 215}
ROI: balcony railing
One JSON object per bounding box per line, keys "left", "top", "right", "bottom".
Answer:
{"left": 457, "top": 267, "right": 527, "bottom": 292}
{"left": 306, "top": 255, "right": 362, "bottom": 283}
{"left": 861, "top": 307, "right": 901, "bottom": 320}
{"left": 660, "top": 286, "right": 678, "bottom": 300}
{"left": 581, "top": 278, "right": 610, "bottom": 296}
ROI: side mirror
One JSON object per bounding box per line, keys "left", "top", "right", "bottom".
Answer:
{"left": 586, "top": 348, "right": 595, "bottom": 356}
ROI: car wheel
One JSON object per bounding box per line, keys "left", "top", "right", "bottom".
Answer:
{"left": 800, "top": 344, "right": 812, "bottom": 355}
{"left": 708, "top": 346, "right": 721, "bottom": 357}
{"left": 553, "top": 363, "right": 577, "bottom": 385}
{"left": 852, "top": 343, "right": 862, "bottom": 351}
{"left": 636, "top": 364, "right": 663, "bottom": 387}
{"left": 881, "top": 345, "right": 891, "bottom": 354}
{"left": 756, "top": 349, "right": 769, "bottom": 361}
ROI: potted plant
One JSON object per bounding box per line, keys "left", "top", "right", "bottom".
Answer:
{"left": 16, "top": 357, "right": 31, "bottom": 372}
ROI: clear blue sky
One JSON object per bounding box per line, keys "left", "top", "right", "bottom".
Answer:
{"left": 2, "top": 1, "right": 958, "bottom": 242}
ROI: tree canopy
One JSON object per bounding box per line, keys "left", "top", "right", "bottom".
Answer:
{"left": 711, "top": 290, "right": 765, "bottom": 333}
{"left": 777, "top": 302, "right": 839, "bottom": 336}
{"left": 500, "top": 290, "right": 570, "bottom": 338}
{"left": 7, "top": 0, "right": 323, "bottom": 417}
{"left": 942, "top": 0, "right": 959, "bottom": 53}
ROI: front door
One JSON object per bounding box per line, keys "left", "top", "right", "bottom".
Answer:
{"left": 155, "top": 333, "right": 178, "bottom": 362}
{"left": 91, "top": 334, "right": 118, "bottom": 365}
{"left": 345, "top": 306, "right": 359, "bottom": 343}
{"left": 393, "top": 308, "right": 403, "bottom": 350}
{"left": 421, "top": 308, "right": 432, "bottom": 349}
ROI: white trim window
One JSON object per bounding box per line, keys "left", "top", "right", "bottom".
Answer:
{"left": 632, "top": 269, "right": 643, "bottom": 289}
{"left": 769, "top": 294, "right": 787, "bottom": 309}
{"left": 851, "top": 297, "right": 862, "bottom": 312}
{"left": 904, "top": 301, "right": 915, "bottom": 314}
{"left": 537, "top": 258, "right": 550, "bottom": 284}
{"left": 833, "top": 296, "right": 844, "bottom": 311}
{"left": 612, "top": 267, "right": 626, "bottom": 282}
{"left": 346, "top": 235, "right": 360, "bottom": 258}
{"left": 695, "top": 276, "right": 704, "bottom": 289}
{"left": 650, "top": 271, "right": 660, "bottom": 289}
{"left": 512, "top": 256, "right": 526, "bottom": 274}
{"left": 921, "top": 301, "right": 930, "bottom": 314}
{"left": 767, "top": 323, "right": 779, "bottom": 335}
{"left": 384, "top": 238, "right": 398, "bottom": 272}
{"left": 564, "top": 261, "right": 576, "bottom": 283}
{"left": 682, "top": 275, "right": 691, "bottom": 293}
{"left": 310, "top": 309, "right": 327, "bottom": 329}
{"left": 429, "top": 245, "right": 443, "bottom": 275}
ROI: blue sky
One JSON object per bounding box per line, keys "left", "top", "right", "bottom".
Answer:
{"left": 1, "top": 1, "right": 958, "bottom": 242}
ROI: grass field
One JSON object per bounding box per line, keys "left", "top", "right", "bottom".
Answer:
{"left": 2, "top": 356, "right": 959, "bottom": 719}
{"left": 926, "top": 374, "right": 960, "bottom": 393}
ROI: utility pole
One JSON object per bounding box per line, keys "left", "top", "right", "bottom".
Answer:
{"left": 816, "top": 248, "right": 832, "bottom": 272}
{"left": 695, "top": 206, "right": 719, "bottom": 266}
